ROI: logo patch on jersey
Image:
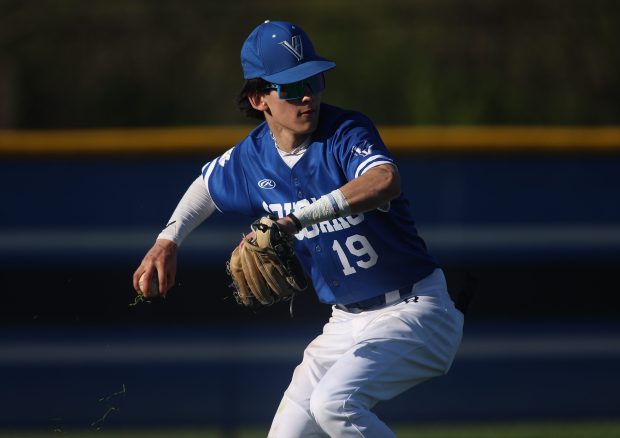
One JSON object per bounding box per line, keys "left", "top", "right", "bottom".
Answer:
{"left": 258, "top": 178, "right": 276, "bottom": 189}
{"left": 279, "top": 35, "right": 304, "bottom": 61}
{"left": 352, "top": 140, "right": 374, "bottom": 157}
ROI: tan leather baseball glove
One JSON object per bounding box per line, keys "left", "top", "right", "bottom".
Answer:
{"left": 227, "top": 216, "right": 308, "bottom": 307}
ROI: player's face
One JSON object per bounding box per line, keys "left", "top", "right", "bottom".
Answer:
{"left": 255, "top": 75, "right": 323, "bottom": 138}
{"left": 263, "top": 89, "right": 322, "bottom": 136}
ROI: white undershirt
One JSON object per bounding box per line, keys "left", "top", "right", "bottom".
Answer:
{"left": 274, "top": 134, "right": 311, "bottom": 168}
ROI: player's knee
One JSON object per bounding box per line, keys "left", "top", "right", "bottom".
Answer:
{"left": 310, "top": 394, "right": 342, "bottom": 430}
{"left": 309, "top": 388, "right": 363, "bottom": 431}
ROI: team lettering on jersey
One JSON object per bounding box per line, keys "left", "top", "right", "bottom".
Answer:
{"left": 262, "top": 199, "right": 365, "bottom": 240}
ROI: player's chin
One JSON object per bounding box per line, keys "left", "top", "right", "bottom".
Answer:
{"left": 296, "top": 113, "right": 319, "bottom": 133}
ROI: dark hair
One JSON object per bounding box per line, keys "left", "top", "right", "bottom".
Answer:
{"left": 236, "top": 78, "right": 270, "bottom": 120}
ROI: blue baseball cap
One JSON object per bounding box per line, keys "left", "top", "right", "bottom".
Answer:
{"left": 241, "top": 20, "right": 336, "bottom": 84}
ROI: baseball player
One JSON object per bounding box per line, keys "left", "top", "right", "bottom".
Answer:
{"left": 133, "top": 20, "right": 464, "bottom": 437}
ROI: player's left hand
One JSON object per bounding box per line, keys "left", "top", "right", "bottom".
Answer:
{"left": 234, "top": 215, "right": 297, "bottom": 248}
{"left": 275, "top": 216, "right": 298, "bottom": 235}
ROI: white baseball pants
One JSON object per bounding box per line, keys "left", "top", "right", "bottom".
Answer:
{"left": 267, "top": 269, "right": 464, "bottom": 438}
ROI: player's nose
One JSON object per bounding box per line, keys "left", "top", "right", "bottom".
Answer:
{"left": 300, "top": 89, "right": 316, "bottom": 103}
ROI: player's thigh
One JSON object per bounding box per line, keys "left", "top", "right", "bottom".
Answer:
{"left": 311, "top": 337, "right": 441, "bottom": 410}
{"left": 285, "top": 313, "right": 356, "bottom": 404}
{"left": 313, "top": 303, "right": 463, "bottom": 407}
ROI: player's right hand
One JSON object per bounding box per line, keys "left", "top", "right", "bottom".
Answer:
{"left": 132, "top": 239, "right": 178, "bottom": 298}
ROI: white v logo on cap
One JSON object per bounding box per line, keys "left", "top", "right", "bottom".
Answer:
{"left": 279, "top": 35, "right": 304, "bottom": 61}
{"left": 241, "top": 21, "right": 335, "bottom": 82}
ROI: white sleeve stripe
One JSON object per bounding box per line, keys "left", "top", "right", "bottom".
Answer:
{"left": 201, "top": 159, "right": 223, "bottom": 213}
{"left": 359, "top": 160, "right": 396, "bottom": 176}
{"left": 354, "top": 154, "right": 393, "bottom": 178}
{"left": 201, "top": 159, "right": 217, "bottom": 181}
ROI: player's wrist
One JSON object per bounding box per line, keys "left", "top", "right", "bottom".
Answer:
{"left": 284, "top": 214, "right": 303, "bottom": 233}
{"left": 155, "top": 238, "right": 178, "bottom": 251}
{"left": 292, "top": 189, "right": 351, "bottom": 229}
{"left": 156, "top": 233, "right": 181, "bottom": 247}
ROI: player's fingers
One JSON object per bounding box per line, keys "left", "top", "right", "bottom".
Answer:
{"left": 163, "top": 268, "right": 176, "bottom": 298}
{"left": 157, "top": 266, "right": 173, "bottom": 297}
{"left": 154, "top": 257, "right": 175, "bottom": 297}
{"left": 136, "top": 269, "right": 155, "bottom": 297}
{"left": 244, "top": 231, "right": 256, "bottom": 243}
{"left": 134, "top": 240, "right": 177, "bottom": 297}
{"left": 132, "top": 265, "right": 146, "bottom": 292}
{"left": 155, "top": 268, "right": 165, "bottom": 297}
{"left": 134, "top": 249, "right": 157, "bottom": 292}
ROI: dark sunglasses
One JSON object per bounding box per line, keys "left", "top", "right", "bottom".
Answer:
{"left": 263, "top": 73, "right": 326, "bottom": 100}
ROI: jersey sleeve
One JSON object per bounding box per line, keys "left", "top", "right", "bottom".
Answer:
{"left": 331, "top": 114, "right": 396, "bottom": 182}
{"left": 201, "top": 146, "right": 254, "bottom": 216}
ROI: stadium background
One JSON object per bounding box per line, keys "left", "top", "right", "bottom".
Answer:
{"left": 0, "top": 0, "right": 619, "bottom": 435}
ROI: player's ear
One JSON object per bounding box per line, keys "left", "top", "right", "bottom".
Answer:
{"left": 248, "top": 92, "right": 269, "bottom": 112}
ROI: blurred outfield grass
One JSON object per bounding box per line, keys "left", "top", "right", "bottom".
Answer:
{"left": 2, "top": 421, "right": 620, "bottom": 437}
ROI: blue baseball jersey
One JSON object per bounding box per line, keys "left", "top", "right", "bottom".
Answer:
{"left": 202, "top": 103, "right": 438, "bottom": 305}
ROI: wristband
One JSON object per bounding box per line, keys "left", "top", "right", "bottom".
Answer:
{"left": 294, "top": 189, "right": 351, "bottom": 229}
{"left": 329, "top": 189, "right": 352, "bottom": 218}
{"left": 326, "top": 192, "right": 341, "bottom": 217}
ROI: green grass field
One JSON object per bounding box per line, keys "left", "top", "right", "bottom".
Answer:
{"left": 1, "top": 421, "right": 620, "bottom": 437}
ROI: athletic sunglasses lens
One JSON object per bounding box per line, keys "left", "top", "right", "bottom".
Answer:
{"left": 305, "top": 74, "right": 325, "bottom": 95}
{"left": 266, "top": 74, "right": 326, "bottom": 100}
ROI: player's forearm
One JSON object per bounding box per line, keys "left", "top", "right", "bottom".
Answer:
{"left": 339, "top": 164, "right": 401, "bottom": 214}
{"left": 157, "top": 176, "right": 216, "bottom": 245}
{"left": 284, "top": 164, "right": 400, "bottom": 233}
